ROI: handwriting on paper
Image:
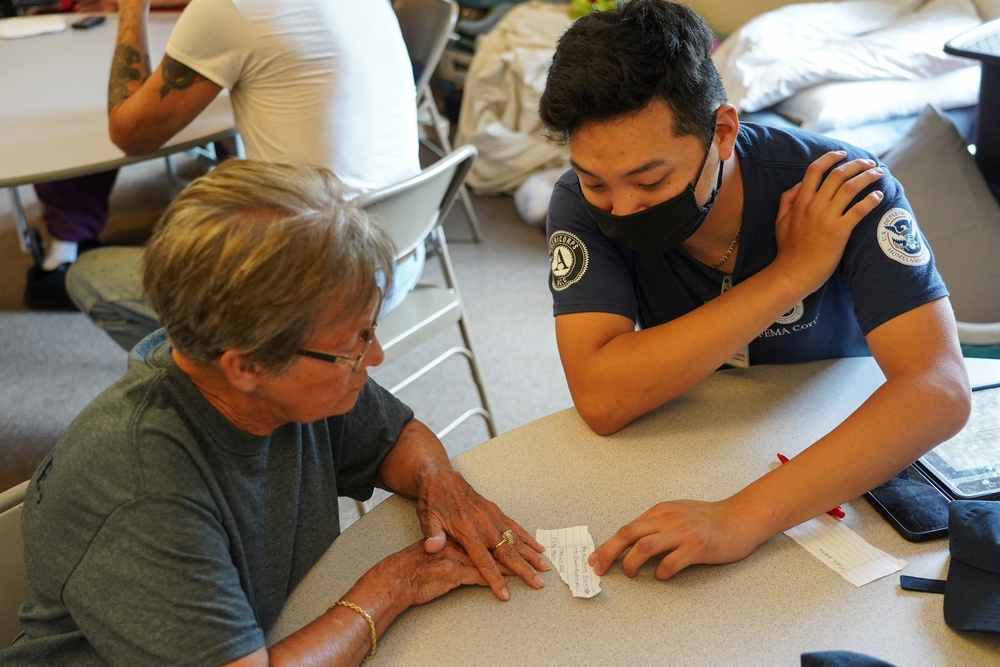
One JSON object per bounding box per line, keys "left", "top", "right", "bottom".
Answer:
{"left": 784, "top": 514, "right": 906, "bottom": 586}
{"left": 535, "top": 526, "right": 602, "bottom": 598}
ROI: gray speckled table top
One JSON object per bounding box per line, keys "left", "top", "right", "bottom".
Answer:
{"left": 0, "top": 14, "right": 235, "bottom": 188}
{"left": 268, "top": 357, "right": 1000, "bottom": 666}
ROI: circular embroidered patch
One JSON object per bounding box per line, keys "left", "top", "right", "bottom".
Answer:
{"left": 775, "top": 301, "right": 804, "bottom": 325}
{"left": 549, "top": 230, "right": 589, "bottom": 291}
{"left": 876, "top": 208, "right": 930, "bottom": 266}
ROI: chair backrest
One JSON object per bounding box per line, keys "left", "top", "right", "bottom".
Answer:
{"left": 0, "top": 480, "right": 29, "bottom": 648}
{"left": 393, "top": 0, "right": 459, "bottom": 101}
{"left": 353, "top": 145, "right": 476, "bottom": 259}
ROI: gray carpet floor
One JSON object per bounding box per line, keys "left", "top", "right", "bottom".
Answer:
{"left": 0, "top": 155, "right": 573, "bottom": 526}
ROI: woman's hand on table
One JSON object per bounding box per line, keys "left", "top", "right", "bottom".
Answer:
{"left": 277, "top": 540, "right": 495, "bottom": 666}
{"left": 416, "top": 469, "right": 549, "bottom": 601}
{"left": 370, "top": 539, "right": 494, "bottom": 609}
{"left": 588, "top": 498, "right": 763, "bottom": 580}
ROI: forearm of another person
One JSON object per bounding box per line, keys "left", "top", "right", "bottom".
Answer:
{"left": 560, "top": 153, "right": 886, "bottom": 434}
{"left": 75, "top": 0, "right": 190, "bottom": 12}
{"left": 107, "top": 0, "right": 221, "bottom": 154}
{"left": 589, "top": 298, "right": 971, "bottom": 580}
{"left": 229, "top": 541, "right": 489, "bottom": 667}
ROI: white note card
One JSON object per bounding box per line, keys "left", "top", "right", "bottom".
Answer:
{"left": 0, "top": 16, "right": 67, "bottom": 40}
{"left": 784, "top": 514, "right": 906, "bottom": 586}
{"left": 535, "top": 526, "right": 602, "bottom": 598}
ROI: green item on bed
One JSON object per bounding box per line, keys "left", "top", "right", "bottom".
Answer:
{"left": 569, "top": 0, "right": 617, "bottom": 19}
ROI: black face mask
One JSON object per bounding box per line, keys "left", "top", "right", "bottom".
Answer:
{"left": 582, "top": 149, "right": 724, "bottom": 254}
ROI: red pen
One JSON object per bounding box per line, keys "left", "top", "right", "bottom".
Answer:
{"left": 776, "top": 452, "right": 845, "bottom": 519}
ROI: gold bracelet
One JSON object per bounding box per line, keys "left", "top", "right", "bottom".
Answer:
{"left": 332, "top": 599, "right": 376, "bottom": 661}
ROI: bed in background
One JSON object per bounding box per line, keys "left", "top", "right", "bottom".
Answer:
{"left": 452, "top": 0, "right": 999, "bottom": 224}
{"left": 696, "top": 0, "right": 1000, "bottom": 352}
{"left": 715, "top": 0, "right": 990, "bottom": 154}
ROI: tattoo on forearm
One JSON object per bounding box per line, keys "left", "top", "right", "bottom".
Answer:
{"left": 160, "top": 56, "right": 205, "bottom": 99}
{"left": 108, "top": 44, "right": 149, "bottom": 111}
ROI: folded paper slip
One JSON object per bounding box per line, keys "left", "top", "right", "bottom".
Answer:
{"left": 784, "top": 514, "right": 905, "bottom": 586}
{"left": 0, "top": 16, "right": 67, "bottom": 40}
{"left": 535, "top": 526, "right": 601, "bottom": 598}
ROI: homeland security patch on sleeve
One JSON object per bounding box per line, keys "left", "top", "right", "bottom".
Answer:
{"left": 549, "top": 230, "right": 589, "bottom": 291}
{"left": 876, "top": 207, "right": 930, "bottom": 266}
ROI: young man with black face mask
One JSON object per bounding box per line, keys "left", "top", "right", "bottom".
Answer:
{"left": 541, "top": 0, "right": 971, "bottom": 581}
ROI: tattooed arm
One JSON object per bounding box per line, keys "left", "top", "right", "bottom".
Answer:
{"left": 108, "top": 0, "right": 222, "bottom": 154}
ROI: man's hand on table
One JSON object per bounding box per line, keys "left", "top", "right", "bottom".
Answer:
{"left": 416, "top": 469, "right": 549, "bottom": 601}
{"left": 588, "top": 498, "right": 762, "bottom": 580}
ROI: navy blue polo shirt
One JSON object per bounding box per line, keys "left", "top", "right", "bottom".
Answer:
{"left": 546, "top": 123, "right": 947, "bottom": 364}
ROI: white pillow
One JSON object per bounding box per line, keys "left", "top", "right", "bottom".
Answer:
{"left": 971, "top": 0, "right": 1000, "bottom": 19}
{"left": 881, "top": 106, "right": 1000, "bottom": 323}
{"left": 775, "top": 65, "right": 981, "bottom": 131}
{"left": 719, "top": 0, "right": 982, "bottom": 113}
{"left": 713, "top": 0, "right": 920, "bottom": 111}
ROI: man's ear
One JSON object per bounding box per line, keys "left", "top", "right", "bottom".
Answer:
{"left": 714, "top": 103, "right": 740, "bottom": 162}
{"left": 217, "top": 349, "right": 263, "bottom": 393}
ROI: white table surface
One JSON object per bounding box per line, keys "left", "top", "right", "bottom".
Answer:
{"left": 0, "top": 13, "right": 235, "bottom": 187}
{"left": 268, "top": 356, "right": 1000, "bottom": 666}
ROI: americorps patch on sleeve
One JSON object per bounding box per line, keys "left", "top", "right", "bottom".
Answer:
{"left": 876, "top": 207, "right": 930, "bottom": 266}
{"left": 549, "top": 230, "right": 589, "bottom": 290}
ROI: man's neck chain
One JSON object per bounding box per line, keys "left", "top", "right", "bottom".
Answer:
{"left": 711, "top": 224, "right": 741, "bottom": 269}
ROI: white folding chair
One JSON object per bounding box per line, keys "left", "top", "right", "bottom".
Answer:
{"left": 350, "top": 146, "right": 495, "bottom": 518}
{"left": 393, "top": 0, "right": 483, "bottom": 242}
{"left": 0, "top": 480, "right": 29, "bottom": 648}
{"left": 357, "top": 144, "right": 496, "bottom": 436}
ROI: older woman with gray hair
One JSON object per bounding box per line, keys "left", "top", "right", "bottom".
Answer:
{"left": 2, "top": 160, "right": 547, "bottom": 666}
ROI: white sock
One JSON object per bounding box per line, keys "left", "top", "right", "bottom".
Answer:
{"left": 42, "top": 239, "right": 78, "bottom": 271}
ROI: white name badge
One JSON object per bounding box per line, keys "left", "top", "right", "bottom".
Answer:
{"left": 726, "top": 345, "right": 750, "bottom": 368}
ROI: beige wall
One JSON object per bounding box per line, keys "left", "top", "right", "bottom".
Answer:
{"left": 688, "top": 0, "right": 824, "bottom": 36}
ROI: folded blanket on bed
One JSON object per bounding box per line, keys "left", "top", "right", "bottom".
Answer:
{"left": 454, "top": 2, "right": 572, "bottom": 195}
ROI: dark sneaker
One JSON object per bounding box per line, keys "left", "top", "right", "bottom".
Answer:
{"left": 24, "top": 263, "right": 77, "bottom": 311}
{"left": 22, "top": 227, "right": 100, "bottom": 311}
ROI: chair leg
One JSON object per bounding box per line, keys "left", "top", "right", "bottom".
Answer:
{"left": 455, "top": 185, "right": 483, "bottom": 242}
{"left": 458, "top": 316, "right": 498, "bottom": 438}
{"left": 435, "top": 229, "right": 497, "bottom": 437}
{"left": 9, "top": 187, "right": 30, "bottom": 254}
{"left": 425, "top": 94, "right": 482, "bottom": 242}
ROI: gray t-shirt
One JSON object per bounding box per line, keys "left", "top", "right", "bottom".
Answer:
{"left": 1, "top": 331, "right": 412, "bottom": 665}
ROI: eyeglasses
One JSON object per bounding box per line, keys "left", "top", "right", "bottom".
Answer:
{"left": 296, "top": 291, "right": 382, "bottom": 372}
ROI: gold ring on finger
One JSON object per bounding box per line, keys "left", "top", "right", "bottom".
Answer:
{"left": 493, "top": 529, "right": 514, "bottom": 550}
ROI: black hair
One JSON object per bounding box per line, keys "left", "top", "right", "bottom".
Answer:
{"left": 538, "top": 0, "right": 726, "bottom": 148}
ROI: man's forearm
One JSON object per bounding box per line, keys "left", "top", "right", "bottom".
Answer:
{"left": 728, "top": 334, "right": 970, "bottom": 543}
{"left": 562, "top": 261, "right": 807, "bottom": 435}
{"left": 768, "top": 298, "right": 973, "bottom": 523}
{"left": 108, "top": 0, "right": 152, "bottom": 112}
